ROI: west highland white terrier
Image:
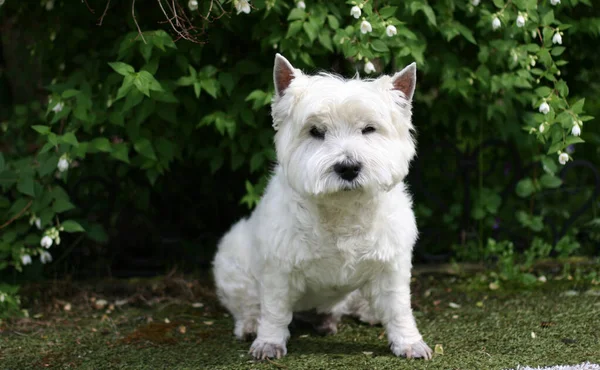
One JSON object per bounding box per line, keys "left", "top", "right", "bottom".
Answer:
{"left": 212, "top": 54, "right": 432, "bottom": 360}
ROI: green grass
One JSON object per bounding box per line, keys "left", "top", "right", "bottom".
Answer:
{"left": 1, "top": 274, "right": 599, "bottom": 370}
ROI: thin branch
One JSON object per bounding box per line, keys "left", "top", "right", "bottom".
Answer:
{"left": 82, "top": 0, "right": 95, "bottom": 14}
{"left": 97, "top": 0, "right": 111, "bottom": 26}
{"left": 132, "top": 0, "right": 147, "bottom": 44}
{"left": 0, "top": 200, "right": 33, "bottom": 230}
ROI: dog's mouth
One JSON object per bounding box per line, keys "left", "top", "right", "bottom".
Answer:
{"left": 341, "top": 182, "right": 362, "bottom": 192}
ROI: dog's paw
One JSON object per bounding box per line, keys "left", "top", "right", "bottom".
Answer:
{"left": 390, "top": 339, "right": 432, "bottom": 360}
{"left": 249, "top": 339, "right": 287, "bottom": 360}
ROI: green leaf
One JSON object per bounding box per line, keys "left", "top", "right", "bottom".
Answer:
{"left": 218, "top": 72, "right": 235, "bottom": 96}
{"left": 108, "top": 62, "right": 135, "bottom": 76}
{"left": 61, "top": 89, "right": 80, "bottom": 98}
{"left": 542, "top": 10, "right": 554, "bottom": 26}
{"left": 540, "top": 173, "right": 562, "bottom": 189}
{"left": 193, "top": 82, "right": 201, "bottom": 98}
{"left": 565, "top": 136, "right": 585, "bottom": 145}
{"left": 303, "top": 21, "right": 318, "bottom": 42}
{"left": 287, "top": 8, "right": 306, "bottom": 21}
{"left": 91, "top": 137, "right": 112, "bottom": 152}
{"left": 287, "top": 20, "right": 304, "bottom": 38}
{"left": 133, "top": 138, "right": 157, "bottom": 160}
{"left": 38, "top": 156, "right": 59, "bottom": 177}
{"left": 371, "top": 40, "right": 389, "bottom": 52}
{"left": 378, "top": 6, "right": 397, "bottom": 19}
{"left": 60, "top": 132, "right": 79, "bottom": 147}
{"left": 0, "top": 153, "right": 4, "bottom": 173}
{"left": 535, "top": 86, "right": 552, "bottom": 97}
{"left": 32, "top": 125, "right": 51, "bottom": 135}
{"left": 17, "top": 175, "right": 35, "bottom": 197}
{"left": 541, "top": 156, "right": 557, "bottom": 175}
{"left": 318, "top": 30, "right": 333, "bottom": 52}
{"left": 116, "top": 74, "right": 135, "bottom": 100}
{"left": 571, "top": 98, "right": 585, "bottom": 114}
{"left": 111, "top": 143, "right": 130, "bottom": 163}
{"left": 200, "top": 79, "right": 218, "bottom": 99}
{"left": 516, "top": 178, "right": 535, "bottom": 198}
{"left": 547, "top": 141, "right": 563, "bottom": 155}
{"left": 53, "top": 197, "right": 75, "bottom": 213}
{"left": 61, "top": 220, "right": 85, "bottom": 233}
{"left": 327, "top": 15, "right": 339, "bottom": 29}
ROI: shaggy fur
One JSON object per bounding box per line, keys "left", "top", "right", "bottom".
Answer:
{"left": 212, "top": 54, "right": 432, "bottom": 360}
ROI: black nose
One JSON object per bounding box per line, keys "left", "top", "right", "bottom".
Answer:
{"left": 334, "top": 162, "right": 362, "bottom": 181}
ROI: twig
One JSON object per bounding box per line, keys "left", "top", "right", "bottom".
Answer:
{"left": 81, "top": 0, "right": 95, "bottom": 14}
{"left": 0, "top": 200, "right": 33, "bottom": 229}
{"left": 97, "top": 0, "right": 111, "bottom": 26}
{"left": 266, "top": 358, "right": 288, "bottom": 369}
{"left": 132, "top": 0, "right": 147, "bottom": 44}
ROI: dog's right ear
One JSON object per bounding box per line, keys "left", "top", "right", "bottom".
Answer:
{"left": 274, "top": 54, "right": 298, "bottom": 97}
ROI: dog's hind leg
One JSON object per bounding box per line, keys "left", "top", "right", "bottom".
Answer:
{"left": 212, "top": 219, "right": 260, "bottom": 341}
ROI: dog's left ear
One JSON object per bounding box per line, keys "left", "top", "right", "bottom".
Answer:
{"left": 391, "top": 63, "right": 417, "bottom": 101}
{"left": 274, "top": 54, "right": 299, "bottom": 97}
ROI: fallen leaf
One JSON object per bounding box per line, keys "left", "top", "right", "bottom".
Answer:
{"left": 448, "top": 302, "right": 461, "bottom": 309}
{"left": 531, "top": 332, "right": 536, "bottom": 338}
{"left": 299, "top": 334, "right": 309, "bottom": 338}
{"left": 476, "top": 301, "right": 484, "bottom": 308}
{"left": 63, "top": 303, "right": 72, "bottom": 311}
{"left": 203, "top": 321, "right": 214, "bottom": 326}
{"left": 191, "top": 302, "right": 204, "bottom": 308}
{"left": 178, "top": 325, "right": 187, "bottom": 334}
{"left": 94, "top": 299, "right": 108, "bottom": 310}
{"left": 434, "top": 344, "right": 444, "bottom": 355}
{"left": 562, "top": 290, "right": 578, "bottom": 297}
{"left": 164, "top": 318, "right": 170, "bottom": 324}
{"left": 538, "top": 275, "right": 547, "bottom": 283}
{"left": 452, "top": 315, "right": 459, "bottom": 319}
{"left": 362, "top": 351, "right": 373, "bottom": 356}
{"left": 489, "top": 282, "right": 500, "bottom": 290}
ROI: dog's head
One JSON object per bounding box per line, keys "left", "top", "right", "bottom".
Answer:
{"left": 271, "top": 54, "right": 417, "bottom": 197}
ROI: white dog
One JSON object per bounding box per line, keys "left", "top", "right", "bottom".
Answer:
{"left": 212, "top": 54, "right": 432, "bottom": 360}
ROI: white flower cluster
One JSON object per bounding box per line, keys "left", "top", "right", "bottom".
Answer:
{"left": 349, "top": 5, "right": 399, "bottom": 75}
{"left": 57, "top": 153, "right": 70, "bottom": 173}
{"left": 234, "top": 0, "right": 251, "bottom": 15}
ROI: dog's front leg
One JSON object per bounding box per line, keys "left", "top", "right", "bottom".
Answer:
{"left": 249, "top": 269, "right": 295, "bottom": 360}
{"left": 366, "top": 267, "right": 432, "bottom": 360}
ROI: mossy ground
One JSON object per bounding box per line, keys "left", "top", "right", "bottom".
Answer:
{"left": 1, "top": 270, "right": 599, "bottom": 370}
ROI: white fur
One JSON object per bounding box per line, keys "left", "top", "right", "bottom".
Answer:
{"left": 212, "top": 54, "right": 431, "bottom": 360}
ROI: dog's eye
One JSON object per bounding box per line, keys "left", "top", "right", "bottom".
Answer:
{"left": 361, "top": 126, "right": 376, "bottom": 135}
{"left": 309, "top": 126, "right": 325, "bottom": 139}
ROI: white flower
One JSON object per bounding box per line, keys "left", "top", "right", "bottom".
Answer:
{"left": 22, "top": 254, "right": 32, "bottom": 265}
{"left": 558, "top": 152, "right": 569, "bottom": 165}
{"left": 538, "top": 123, "right": 545, "bottom": 133}
{"left": 40, "top": 251, "right": 53, "bottom": 264}
{"left": 572, "top": 124, "right": 581, "bottom": 137}
{"left": 52, "top": 101, "right": 64, "bottom": 113}
{"left": 531, "top": 30, "right": 537, "bottom": 38}
{"left": 188, "top": 0, "right": 198, "bottom": 11}
{"left": 41, "top": 236, "right": 53, "bottom": 249}
{"left": 0, "top": 294, "right": 5, "bottom": 303}
{"left": 360, "top": 20, "right": 372, "bottom": 34}
{"left": 364, "top": 61, "right": 376, "bottom": 74}
{"left": 35, "top": 218, "right": 42, "bottom": 230}
{"left": 538, "top": 102, "right": 550, "bottom": 114}
{"left": 492, "top": 17, "right": 501, "bottom": 30}
{"left": 386, "top": 25, "right": 397, "bottom": 37}
{"left": 552, "top": 32, "right": 562, "bottom": 45}
{"left": 471, "top": 0, "right": 480, "bottom": 6}
{"left": 297, "top": 1, "right": 305, "bottom": 10}
{"left": 516, "top": 15, "right": 526, "bottom": 28}
{"left": 350, "top": 6, "right": 361, "bottom": 19}
{"left": 550, "top": 0, "right": 560, "bottom": 5}
{"left": 45, "top": 0, "right": 54, "bottom": 11}
{"left": 57, "top": 157, "right": 69, "bottom": 172}
{"left": 235, "top": 0, "right": 251, "bottom": 14}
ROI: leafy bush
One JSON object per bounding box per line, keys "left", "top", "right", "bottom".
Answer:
{"left": 1, "top": 0, "right": 599, "bottom": 314}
